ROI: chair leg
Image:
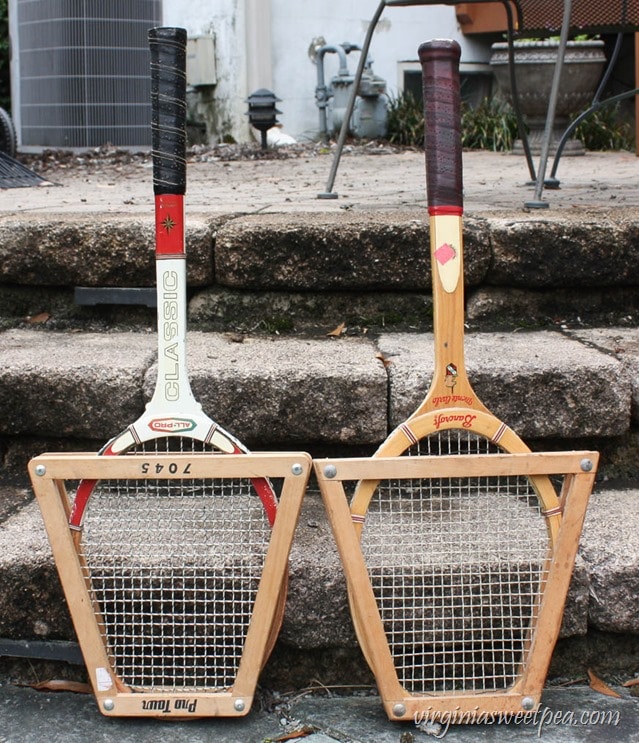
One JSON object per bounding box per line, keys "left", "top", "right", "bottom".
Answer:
{"left": 319, "top": 1, "right": 386, "bottom": 198}
{"left": 504, "top": 0, "right": 536, "bottom": 181}
{"left": 318, "top": 0, "right": 546, "bottom": 200}
{"left": 525, "top": 0, "right": 572, "bottom": 208}
{"left": 548, "top": 32, "right": 626, "bottom": 186}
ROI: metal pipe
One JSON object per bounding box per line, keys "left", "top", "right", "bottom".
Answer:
{"left": 315, "top": 45, "right": 351, "bottom": 141}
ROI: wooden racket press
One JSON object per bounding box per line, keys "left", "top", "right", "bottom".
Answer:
{"left": 29, "top": 452, "right": 310, "bottom": 717}
{"left": 315, "top": 450, "right": 598, "bottom": 722}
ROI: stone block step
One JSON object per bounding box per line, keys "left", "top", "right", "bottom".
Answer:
{"left": 0, "top": 327, "right": 633, "bottom": 452}
{"left": 1, "top": 210, "right": 638, "bottom": 338}
{"left": 1, "top": 211, "right": 639, "bottom": 293}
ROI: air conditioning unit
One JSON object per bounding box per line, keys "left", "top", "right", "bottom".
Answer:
{"left": 9, "top": 0, "right": 162, "bottom": 150}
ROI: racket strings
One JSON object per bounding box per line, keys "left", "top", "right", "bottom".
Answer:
{"left": 407, "top": 428, "right": 499, "bottom": 457}
{"left": 80, "top": 472, "right": 273, "bottom": 692}
{"left": 360, "top": 429, "right": 550, "bottom": 694}
{"left": 133, "top": 437, "right": 212, "bottom": 454}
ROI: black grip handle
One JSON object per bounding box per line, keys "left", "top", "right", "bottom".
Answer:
{"left": 418, "top": 39, "right": 462, "bottom": 209}
{"left": 149, "top": 27, "right": 187, "bottom": 196}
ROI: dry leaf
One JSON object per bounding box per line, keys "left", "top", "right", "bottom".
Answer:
{"left": 587, "top": 668, "right": 622, "bottom": 698}
{"left": 272, "top": 727, "right": 317, "bottom": 742}
{"left": 30, "top": 679, "right": 92, "bottom": 694}
{"left": 326, "top": 322, "right": 346, "bottom": 338}
{"left": 623, "top": 676, "right": 639, "bottom": 688}
{"left": 26, "top": 312, "right": 50, "bottom": 324}
{"left": 375, "top": 352, "right": 393, "bottom": 368}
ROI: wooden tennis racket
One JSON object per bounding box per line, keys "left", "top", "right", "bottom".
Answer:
{"left": 28, "top": 27, "right": 309, "bottom": 718}
{"left": 69, "top": 26, "right": 276, "bottom": 530}
{"left": 354, "top": 39, "right": 561, "bottom": 506}
{"left": 315, "top": 39, "right": 599, "bottom": 722}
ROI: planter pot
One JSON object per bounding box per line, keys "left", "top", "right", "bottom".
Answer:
{"left": 490, "top": 40, "right": 606, "bottom": 156}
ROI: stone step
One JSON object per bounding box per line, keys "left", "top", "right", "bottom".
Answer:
{"left": 1, "top": 211, "right": 639, "bottom": 334}
{"left": 0, "top": 326, "right": 634, "bottom": 453}
{"left": 2, "top": 149, "right": 639, "bottom": 689}
{"left": 1, "top": 210, "right": 638, "bottom": 291}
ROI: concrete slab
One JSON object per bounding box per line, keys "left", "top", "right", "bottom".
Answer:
{"left": 0, "top": 683, "right": 636, "bottom": 743}
{"left": 581, "top": 487, "right": 639, "bottom": 633}
{"left": 0, "top": 215, "right": 213, "bottom": 287}
{"left": 2, "top": 149, "right": 639, "bottom": 217}
{"left": 0, "top": 329, "right": 156, "bottom": 439}
{"left": 0, "top": 326, "right": 631, "bottom": 447}
{"left": 486, "top": 214, "right": 639, "bottom": 288}
{"left": 568, "top": 328, "right": 639, "bottom": 424}
{"left": 145, "top": 332, "right": 387, "bottom": 446}
{"left": 6, "top": 478, "right": 636, "bottom": 653}
{"left": 0, "top": 329, "right": 387, "bottom": 446}
{"left": 213, "top": 211, "right": 489, "bottom": 291}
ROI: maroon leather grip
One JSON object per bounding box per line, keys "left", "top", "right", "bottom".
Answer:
{"left": 419, "top": 39, "right": 462, "bottom": 210}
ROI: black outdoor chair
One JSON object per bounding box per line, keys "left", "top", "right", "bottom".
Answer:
{"left": 319, "top": 0, "right": 639, "bottom": 207}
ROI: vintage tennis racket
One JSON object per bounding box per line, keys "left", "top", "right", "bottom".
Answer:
{"left": 315, "top": 39, "right": 598, "bottom": 722}
{"left": 28, "top": 27, "right": 309, "bottom": 718}
{"left": 69, "top": 26, "right": 276, "bottom": 528}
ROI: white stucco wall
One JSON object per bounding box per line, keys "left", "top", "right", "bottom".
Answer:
{"left": 163, "top": 0, "right": 252, "bottom": 141}
{"left": 163, "top": 0, "right": 491, "bottom": 143}
{"left": 270, "top": 0, "right": 489, "bottom": 142}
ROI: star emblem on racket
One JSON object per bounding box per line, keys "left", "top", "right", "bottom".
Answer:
{"left": 162, "top": 215, "right": 176, "bottom": 234}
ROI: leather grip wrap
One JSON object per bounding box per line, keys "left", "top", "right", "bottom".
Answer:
{"left": 149, "top": 27, "right": 187, "bottom": 196}
{"left": 418, "top": 40, "right": 462, "bottom": 210}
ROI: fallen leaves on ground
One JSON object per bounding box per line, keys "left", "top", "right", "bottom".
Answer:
{"left": 326, "top": 322, "right": 346, "bottom": 337}
{"left": 25, "top": 312, "right": 50, "bottom": 324}
{"left": 587, "top": 668, "right": 622, "bottom": 698}
{"left": 375, "top": 352, "right": 392, "bottom": 368}
{"left": 264, "top": 726, "right": 318, "bottom": 742}
{"left": 28, "top": 679, "right": 92, "bottom": 694}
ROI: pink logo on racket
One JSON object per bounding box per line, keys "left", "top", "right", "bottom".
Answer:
{"left": 434, "top": 242, "right": 456, "bottom": 265}
{"left": 148, "top": 417, "right": 196, "bottom": 433}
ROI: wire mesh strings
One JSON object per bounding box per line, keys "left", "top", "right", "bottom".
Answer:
{"left": 78, "top": 430, "right": 549, "bottom": 694}
{"left": 359, "top": 430, "right": 551, "bottom": 694}
{"left": 81, "top": 470, "right": 272, "bottom": 692}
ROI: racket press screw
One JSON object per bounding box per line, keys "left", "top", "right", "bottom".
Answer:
{"left": 103, "top": 698, "right": 115, "bottom": 711}
{"left": 291, "top": 463, "right": 304, "bottom": 476}
{"left": 580, "top": 458, "right": 594, "bottom": 472}
{"left": 34, "top": 464, "right": 46, "bottom": 476}
{"left": 324, "top": 464, "right": 337, "bottom": 479}
{"left": 392, "top": 703, "right": 407, "bottom": 717}
{"left": 234, "top": 698, "right": 246, "bottom": 712}
{"left": 521, "top": 696, "right": 535, "bottom": 711}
